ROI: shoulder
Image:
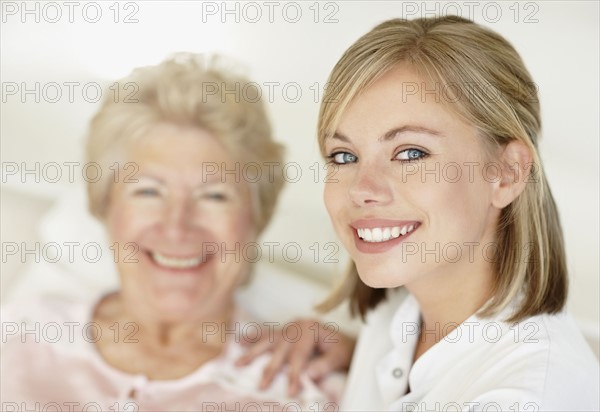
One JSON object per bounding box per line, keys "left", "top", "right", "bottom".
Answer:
{"left": 3, "top": 294, "right": 94, "bottom": 324}
{"left": 533, "top": 311, "right": 599, "bottom": 409}
{"left": 2, "top": 293, "right": 106, "bottom": 349}
{"left": 499, "top": 311, "right": 598, "bottom": 381}
{"left": 1, "top": 294, "right": 112, "bottom": 403}
{"left": 466, "top": 311, "right": 599, "bottom": 410}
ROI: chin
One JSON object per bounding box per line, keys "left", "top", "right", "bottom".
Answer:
{"left": 360, "top": 275, "right": 405, "bottom": 289}
{"left": 355, "top": 261, "right": 419, "bottom": 289}
{"left": 149, "top": 292, "right": 208, "bottom": 319}
{"left": 155, "top": 300, "right": 196, "bottom": 319}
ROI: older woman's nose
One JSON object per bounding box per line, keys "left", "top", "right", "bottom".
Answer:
{"left": 348, "top": 163, "right": 393, "bottom": 207}
{"left": 162, "top": 198, "right": 196, "bottom": 240}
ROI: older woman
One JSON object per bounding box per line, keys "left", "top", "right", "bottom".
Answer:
{"left": 248, "top": 16, "right": 600, "bottom": 410}
{"left": 1, "top": 54, "right": 340, "bottom": 410}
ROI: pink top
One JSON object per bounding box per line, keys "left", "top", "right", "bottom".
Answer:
{"left": 1, "top": 295, "right": 343, "bottom": 411}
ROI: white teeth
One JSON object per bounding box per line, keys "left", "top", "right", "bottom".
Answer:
{"left": 372, "top": 228, "right": 383, "bottom": 242}
{"left": 383, "top": 227, "right": 391, "bottom": 240}
{"left": 357, "top": 224, "right": 418, "bottom": 243}
{"left": 152, "top": 252, "right": 203, "bottom": 269}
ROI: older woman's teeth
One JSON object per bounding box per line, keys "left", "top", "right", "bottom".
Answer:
{"left": 357, "top": 224, "right": 417, "bottom": 243}
{"left": 152, "top": 252, "right": 203, "bottom": 269}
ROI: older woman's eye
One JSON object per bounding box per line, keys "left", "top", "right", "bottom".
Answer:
{"left": 134, "top": 188, "right": 160, "bottom": 196}
{"left": 328, "top": 152, "right": 358, "bottom": 165}
{"left": 202, "top": 192, "right": 227, "bottom": 201}
{"left": 395, "top": 148, "right": 428, "bottom": 162}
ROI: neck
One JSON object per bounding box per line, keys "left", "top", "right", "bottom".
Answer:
{"left": 95, "top": 292, "right": 234, "bottom": 350}
{"left": 405, "top": 248, "right": 494, "bottom": 358}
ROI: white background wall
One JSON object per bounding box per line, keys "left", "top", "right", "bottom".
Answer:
{"left": 1, "top": 1, "right": 598, "bottom": 346}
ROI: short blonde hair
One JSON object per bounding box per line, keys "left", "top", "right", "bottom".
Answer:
{"left": 317, "top": 16, "right": 567, "bottom": 322}
{"left": 86, "top": 53, "right": 285, "bottom": 234}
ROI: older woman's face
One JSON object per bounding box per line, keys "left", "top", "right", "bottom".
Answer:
{"left": 323, "top": 65, "right": 501, "bottom": 289}
{"left": 106, "top": 123, "right": 254, "bottom": 320}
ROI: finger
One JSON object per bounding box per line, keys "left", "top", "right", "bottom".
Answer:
{"left": 239, "top": 335, "right": 259, "bottom": 346}
{"left": 317, "top": 331, "right": 356, "bottom": 370}
{"left": 288, "top": 373, "right": 301, "bottom": 397}
{"left": 305, "top": 355, "right": 340, "bottom": 381}
{"left": 286, "top": 340, "right": 314, "bottom": 396}
{"left": 306, "top": 334, "right": 356, "bottom": 380}
{"left": 239, "top": 325, "right": 270, "bottom": 347}
{"left": 259, "top": 340, "right": 290, "bottom": 390}
{"left": 235, "top": 336, "right": 276, "bottom": 367}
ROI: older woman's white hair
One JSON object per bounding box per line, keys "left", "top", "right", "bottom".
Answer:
{"left": 86, "top": 53, "right": 285, "bottom": 234}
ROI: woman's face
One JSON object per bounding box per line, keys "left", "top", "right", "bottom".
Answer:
{"left": 106, "top": 123, "right": 254, "bottom": 321}
{"left": 323, "top": 65, "right": 501, "bottom": 289}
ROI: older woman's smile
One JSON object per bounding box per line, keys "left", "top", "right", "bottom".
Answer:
{"left": 148, "top": 250, "right": 207, "bottom": 270}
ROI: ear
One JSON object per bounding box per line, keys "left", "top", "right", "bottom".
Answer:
{"left": 491, "top": 140, "right": 533, "bottom": 209}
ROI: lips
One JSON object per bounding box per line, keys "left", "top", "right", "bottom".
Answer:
{"left": 351, "top": 219, "right": 420, "bottom": 253}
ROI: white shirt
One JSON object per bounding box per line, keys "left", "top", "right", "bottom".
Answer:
{"left": 341, "top": 288, "right": 600, "bottom": 411}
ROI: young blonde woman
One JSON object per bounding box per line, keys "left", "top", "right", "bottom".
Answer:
{"left": 245, "top": 16, "right": 600, "bottom": 410}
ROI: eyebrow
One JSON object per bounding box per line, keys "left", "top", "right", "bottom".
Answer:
{"left": 330, "top": 125, "right": 443, "bottom": 143}
{"left": 134, "top": 175, "right": 163, "bottom": 184}
{"left": 136, "top": 172, "right": 229, "bottom": 187}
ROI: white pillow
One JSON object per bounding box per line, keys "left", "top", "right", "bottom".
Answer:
{"left": 37, "top": 183, "right": 120, "bottom": 292}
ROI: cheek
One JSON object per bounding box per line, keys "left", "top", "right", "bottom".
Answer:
{"left": 449, "top": 169, "right": 494, "bottom": 214}
{"left": 105, "top": 205, "right": 128, "bottom": 242}
{"left": 324, "top": 182, "right": 345, "bottom": 217}
{"left": 411, "top": 168, "right": 494, "bottom": 236}
{"left": 323, "top": 183, "right": 355, "bottom": 250}
{"left": 105, "top": 198, "right": 155, "bottom": 243}
{"left": 220, "top": 207, "right": 254, "bottom": 243}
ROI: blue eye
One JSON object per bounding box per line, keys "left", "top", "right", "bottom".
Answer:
{"left": 330, "top": 152, "right": 358, "bottom": 165}
{"left": 396, "top": 149, "right": 428, "bottom": 162}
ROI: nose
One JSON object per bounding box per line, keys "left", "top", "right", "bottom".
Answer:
{"left": 348, "top": 163, "right": 393, "bottom": 207}
{"left": 161, "top": 196, "right": 196, "bottom": 241}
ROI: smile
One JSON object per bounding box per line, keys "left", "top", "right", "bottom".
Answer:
{"left": 150, "top": 252, "right": 204, "bottom": 269}
{"left": 356, "top": 224, "right": 417, "bottom": 243}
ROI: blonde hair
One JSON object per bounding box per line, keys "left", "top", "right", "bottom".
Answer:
{"left": 86, "top": 53, "right": 285, "bottom": 234}
{"left": 317, "top": 16, "right": 567, "bottom": 322}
